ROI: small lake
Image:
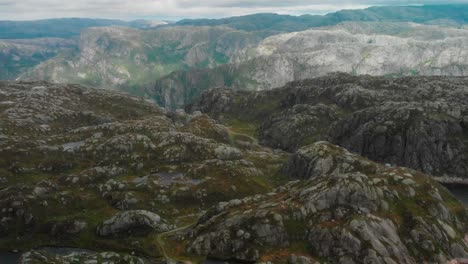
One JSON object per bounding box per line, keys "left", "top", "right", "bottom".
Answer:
{"left": 444, "top": 184, "right": 468, "bottom": 206}
{"left": 0, "top": 252, "right": 20, "bottom": 264}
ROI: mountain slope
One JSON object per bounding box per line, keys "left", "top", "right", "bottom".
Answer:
{"left": 0, "top": 38, "right": 76, "bottom": 79}
{"left": 20, "top": 25, "right": 262, "bottom": 95}
{"left": 153, "top": 22, "right": 468, "bottom": 108}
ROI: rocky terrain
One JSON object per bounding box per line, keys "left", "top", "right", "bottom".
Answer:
{"left": 0, "top": 79, "right": 467, "bottom": 263}
{"left": 20, "top": 25, "right": 262, "bottom": 95}
{"left": 178, "top": 142, "right": 468, "bottom": 263}
{"left": 155, "top": 22, "right": 468, "bottom": 108}
{"left": 0, "top": 81, "right": 286, "bottom": 261}
{"left": 188, "top": 73, "right": 468, "bottom": 181}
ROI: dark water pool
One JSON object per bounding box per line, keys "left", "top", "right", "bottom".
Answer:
{"left": 0, "top": 252, "right": 20, "bottom": 264}
{"left": 444, "top": 184, "right": 468, "bottom": 206}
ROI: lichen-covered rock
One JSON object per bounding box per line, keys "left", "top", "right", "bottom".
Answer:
{"left": 183, "top": 142, "right": 468, "bottom": 263}
{"left": 283, "top": 141, "right": 379, "bottom": 180}
{"left": 259, "top": 104, "right": 339, "bottom": 151}
{"left": 96, "top": 210, "right": 171, "bottom": 237}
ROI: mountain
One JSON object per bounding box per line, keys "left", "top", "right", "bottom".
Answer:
{"left": 153, "top": 22, "right": 468, "bottom": 109}
{"left": 188, "top": 73, "right": 468, "bottom": 181}
{"left": 0, "top": 38, "right": 76, "bottom": 79}
{"left": 6, "top": 4, "right": 468, "bottom": 105}
{"left": 20, "top": 25, "right": 262, "bottom": 95}
{"left": 176, "top": 4, "right": 468, "bottom": 33}
{"left": 1, "top": 80, "right": 467, "bottom": 263}
{"left": 0, "top": 18, "right": 167, "bottom": 39}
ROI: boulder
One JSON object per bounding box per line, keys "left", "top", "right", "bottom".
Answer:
{"left": 96, "top": 210, "right": 171, "bottom": 237}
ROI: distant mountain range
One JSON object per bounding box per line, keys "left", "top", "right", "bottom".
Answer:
{"left": 151, "top": 22, "right": 468, "bottom": 108}
{"left": 0, "top": 18, "right": 169, "bottom": 39}
{"left": 19, "top": 25, "right": 261, "bottom": 96}
{"left": 176, "top": 4, "right": 468, "bottom": 33}
{"left": 1, "top": 4, "right": 468, "bottom": 108}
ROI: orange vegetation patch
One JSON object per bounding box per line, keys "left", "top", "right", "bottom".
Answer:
{"left": 259, "top": 243, "right": 313, "bottom": 263}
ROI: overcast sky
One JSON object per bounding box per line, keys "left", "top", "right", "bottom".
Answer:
{"left": 1, "top": 0, "right": 467, "bottom": 21}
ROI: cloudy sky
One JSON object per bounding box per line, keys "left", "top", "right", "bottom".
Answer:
{"left": 0, "top": 0, "right": 467, "bottom": 21}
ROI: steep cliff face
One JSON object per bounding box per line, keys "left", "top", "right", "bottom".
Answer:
{"left": 21, "top": 25, "right": 262, "bottom": 95}
{"left": 155, "top": 23, "right": 468, "bottom": 109}
{"left": 182, "top": 142, "right": 468, "bottom": 263}
{"left": 188, "top": 73, "right": 468, "bottom": 180}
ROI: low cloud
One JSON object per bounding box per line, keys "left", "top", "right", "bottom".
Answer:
{"left": 0, "top": 0, "right": 465, "bottom": 20}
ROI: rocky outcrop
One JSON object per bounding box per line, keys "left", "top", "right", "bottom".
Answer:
{"left": 96, "top": 210, "right": 171, "bottom": 237}
{"left": 259, "top": 104, "right": 339, "bottom": 151}
{"left": 328, "top": 101, "right": 468, "bottom": 179}
{"left": 184, "top": 142, "right": 468, "bottom": 263}
{"left": 283, "top": 141, "right": 379, "bottom": 180}
{"left": 189, "top": 74, "right": 468, "bottom": 179}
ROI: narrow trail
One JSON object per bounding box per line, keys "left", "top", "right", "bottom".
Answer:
{"left": 155, "top": 222, "right": 196, "bottom": 262}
